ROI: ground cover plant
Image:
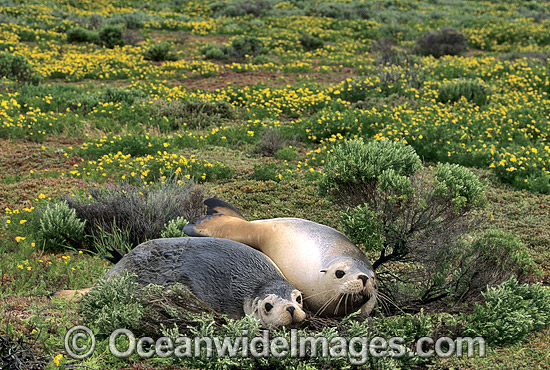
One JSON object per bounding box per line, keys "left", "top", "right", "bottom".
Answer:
{"left": 1, "top": 0, "right": 550, "bottom": 369}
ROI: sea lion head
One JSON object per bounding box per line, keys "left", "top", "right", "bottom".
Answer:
{"left": 245, "top": 281, "right": 306, "bottom": 327}
{"left": 317, "top": 257, "right": 376, "bottom": 316}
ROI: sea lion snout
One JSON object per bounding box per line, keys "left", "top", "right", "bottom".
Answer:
{"left": 358, "top": 275, "right": 368, "bottom": 287}
{"left": 286, "top": 306, "right": 295, "bottom": 316}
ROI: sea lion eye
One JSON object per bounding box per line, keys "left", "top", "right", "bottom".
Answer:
{"left": 335, "top": 270, "right": 345, "bottom": 279}
{"left": 296, "top": 295, "right": 302, "bottom": 304}
{"left": 265, "top": 303, "right": 273, "bottom": 312}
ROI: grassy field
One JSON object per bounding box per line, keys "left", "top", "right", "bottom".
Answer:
{"left": 1, "top": 0, "right": 550, "bottom": 369}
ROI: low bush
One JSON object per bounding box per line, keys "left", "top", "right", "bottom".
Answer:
{"left": 152, "top": 99, "right": 234, "bottom": 129}
{"left": 254, "top": 129, "right": 286, "bottom": 156}
{"left": 299, "top": 33, "right": 324, "bottom": 51}
{"left": 465, "top": 277, "right": 550, "bottom": 344}
{"left": 322, "top": 139, "right": 491, "bottom": 308}
{"left": 161, "top": 217, "right": 189, "bottom": 238}
{"left": 438, "top": 79, "right": 490, "bottom": 106}
{"left": 80, "top": 271, "right": 145, "bottom": 337}
{"left": 63, "top": 178, "right": 204, "bottom": 249}
{"left": 107, "top": 11, "right": 150, "bottom": 30}
{"left": 213, "top": 0, "right": 273, "bottom": 18}
{"left": 98, "top": 24, "right": 125, "bottom": 48}
{"left": 0, "top": 52, "right": 40, "bottom": 84}
{"left": 123, "top": 29, "right": 144, "bottom": 46}
{"left": 416, "top": 27, "right": 468, "bottom": 57}
{"left": 66, "top": 26, "right": 98, "bottom": 43}
{"left": 274, "top": 147, "right": 297, "bottom": 161}
{"left": 37, "top": 201, "right": 86, "bottom": 252}
{"left": 143, "top": 42, "right": 178, "bottom": 62}
{"left": 202, "top": 36, "right": 266, "bottom": 61}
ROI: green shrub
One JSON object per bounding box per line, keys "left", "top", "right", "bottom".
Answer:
{"left": 102, "top": 87, "right": 146, "bottom": 105}
{"left": 230, "top": 35, "right": 265, "bottom": 58}
{"left": 66, "top": 26, "right": 98, "bottom": 43}
{"left": 201, "top": 44, "right": 228, "bottom": 60}
{"left": 321, "top": 139, "right": 489, "bottom": 307}
{"left": 161, "top": 217, "right": 189, "bottom": 238}
{"left": 0, "top": 52, "right": 40, "bottom": 84}
{"left": 92, "top": 221, "right": 133, "bottom": 258}
{"left": 319, "top": 138, "right": 422, "bottom": 204}
{"left": 438, "top": 79, "right": 490, "bottom": 106}
{"left": 299, "top": 33, "right": 324, "bottom": 51}
{"left": 152, "top": 99, "right": 234, "bottom": 129}
{"left": 465, "top": 277, "right": 550, "bottom": 345}
{"left": 340, "top": 204, "right": 385, "bottom": 254}
{"left": 213, "top": 0, "right": 273, "bottom": 17}
{"left": 433, "top": 162, "right": 487, "bottom": 212}
{"left": 98, "top": 25, "right": 125, "bottom": 48}
{"left": 80, "top": 272, "right": 145, "bottom": 337}
{"left": 143, "top": 42, "right": 178, "bottom": 62}
{"left": 202, "top": 36, "right": 266, "bottom": 60}
{"left": 416, "top": 27, "right": 468, "bottom": 57}
{"left": 107, "top": 11, "right": 150, "bottom": 30}
{"left": 451, "top": 229, "right": 540, "bottom": 300}
{"left": 38, "top": 201, "right": 86, "bottom": 251}
{"left": 274, "top": 147, "right": 297, "bottom": 161}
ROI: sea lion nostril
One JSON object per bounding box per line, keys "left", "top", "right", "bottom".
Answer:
{"left": 286, "top": 306, "right": 295, "bottom": 316}
{"left": 358, "top": 275, "right": 368, "bottom": 286}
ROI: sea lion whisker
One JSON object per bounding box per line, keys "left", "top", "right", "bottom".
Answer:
{"left": 313, "top": 293, "right": 340, "bottom": 317}
{"left": 333, "top": 294, "right": 346, "bottom": 315}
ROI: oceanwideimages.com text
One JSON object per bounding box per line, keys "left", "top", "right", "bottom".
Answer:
{"left": 65, "top": 326, "right": 486, "bottom": 364}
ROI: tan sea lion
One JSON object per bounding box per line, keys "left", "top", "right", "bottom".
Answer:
{"left": 184, "top": 199, "right": 377, "bottom": 318}
{"left": 54, "top": 237, "right": 306, "bottom": 327}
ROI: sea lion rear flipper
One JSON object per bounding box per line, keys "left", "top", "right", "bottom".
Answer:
{"left": 184, "top": 198, "right": 260, "bottom": 246}
{"left": 204, "top": 198, "right": 246, "bottom": 220}
{"left": 48, "top": 288, "right": 90, "bottom": 300}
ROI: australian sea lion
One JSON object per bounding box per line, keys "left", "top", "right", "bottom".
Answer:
{"left": 184, "top": 199, "right": 377, "bottom": 318}
{"left": 56, "top": 237, "right": 306, "bottom": 327}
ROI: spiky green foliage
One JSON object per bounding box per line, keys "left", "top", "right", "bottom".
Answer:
{"left": 0, "top": 52, "right": 40, "bottom": 84}
{"left": 319, "top": 138, "right": 422, "bottom": 204}
{"left": 160, "top": 217, "right": 189, "bottom": 238}
{"left": 37, "top": 201, "right": 86, "bottom": 251}
{"left": 438, "top": 79, "right": 490, "bottom": 106}
{"left": 79, "top": 271, "right": 145, "bottom": 337}
{"left": 98, "top": 25, "right": 125, "bottom": 48}
{"left": 66, "top": 26, "right": 99, "bottom": 43}
{"left": 465, "top": 277, "right": 550, "bottom": 345}
{"left": 434, "top": 162, "right": 488, "bottom": 212}
{"left": 143, "top": 42, "right": 178, "bottom": 61}
{"left": 322, "top": 139, "right": 490, "bottom": 307}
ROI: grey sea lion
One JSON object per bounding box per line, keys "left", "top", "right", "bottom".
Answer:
{"left": 183, "top": 199, "right": 377, "bottom": 318}
{"left": 56, "top": 237, "right": 306, "bottom": 327}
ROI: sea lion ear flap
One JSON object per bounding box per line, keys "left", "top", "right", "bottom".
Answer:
{"left": 204, "top": 198, "right": 246, "bottom": 220}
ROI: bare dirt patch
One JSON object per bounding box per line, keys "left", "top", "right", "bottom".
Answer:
{"left": 174, "top": 68, "right": 357, "bottom": 91}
